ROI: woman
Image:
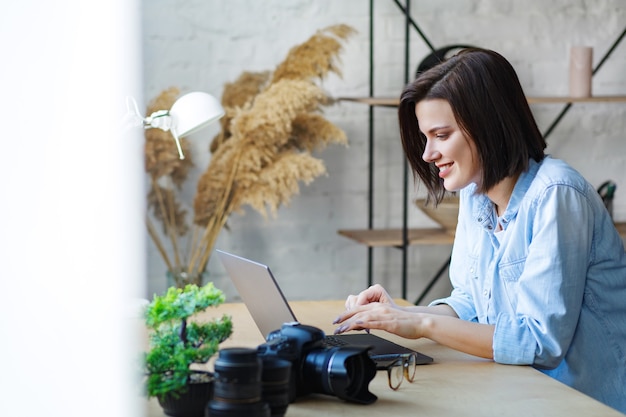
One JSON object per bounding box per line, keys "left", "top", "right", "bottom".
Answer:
{"left": 333, "top": 48, "right": 626, "bottom": 412}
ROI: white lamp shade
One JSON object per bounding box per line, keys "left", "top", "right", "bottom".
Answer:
{"left": 169, "top": 91, "right": 225, "bottom": 137}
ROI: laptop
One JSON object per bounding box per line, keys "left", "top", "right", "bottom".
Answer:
{"left": 216, "top": 249, "right": 433, "bottom": 366}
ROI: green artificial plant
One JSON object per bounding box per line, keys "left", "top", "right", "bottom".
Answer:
{"left": 144, "top": 283, "right": 233, "bottom": 398}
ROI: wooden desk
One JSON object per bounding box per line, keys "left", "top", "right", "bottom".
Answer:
{"left": 145, "top": 300, "right": 623, "bottom": 417}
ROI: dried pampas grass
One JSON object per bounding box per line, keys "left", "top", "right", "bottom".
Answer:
{"left": 271, "top": 24, "right": 357, "bottom": 83}
{"left": 145, "top": 24, "right": 356, "bottom": 285}
{"left": 210, "top": 71, "right": 270, "bottom": 153}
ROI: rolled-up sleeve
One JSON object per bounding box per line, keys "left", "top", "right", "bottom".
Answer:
{"left": 492, "top": 314, "right": 540, "bottom": 364}
{"left": 429, "top": 288, "right": 478, "bottom": 322}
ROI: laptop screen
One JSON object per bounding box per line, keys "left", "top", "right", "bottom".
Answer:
{"left": 216, "top": 249, "right": 297, "bottom": 337}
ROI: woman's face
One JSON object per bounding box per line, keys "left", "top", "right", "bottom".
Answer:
{"left": 415, "top": 99, "right": 481, "bottom": 192}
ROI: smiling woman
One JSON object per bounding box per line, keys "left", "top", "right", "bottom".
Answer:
{"left": 335, "top": 48, "right": 626, "bottom": 414}
{"left": 399, "top": 49, "right": 546, "bottom": 203}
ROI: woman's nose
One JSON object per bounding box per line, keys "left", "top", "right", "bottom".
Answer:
{"left": 422, "top": 140, "right": 440, "bottom": 163}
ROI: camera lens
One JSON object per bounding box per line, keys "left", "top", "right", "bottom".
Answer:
{"left": 302, "top": 346, "right": 377, "bottom": 405}
{"left": 213, "top": 347, "right": 261, "bottom": 402}
{"left": 207, "top": 347, "right": 270, "bottom": 417}
{"left": 341, "top": 351, "right": 377, "bottom": 399}
{"left": 260, "top": 357, "right": 291, "bottom": 417}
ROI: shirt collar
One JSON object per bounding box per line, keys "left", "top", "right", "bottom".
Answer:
{"left": 471, "top": 157, "right": 542, "bottom": 229}
{"left": 505, "top": 157, "right": 542, "bottom": 220}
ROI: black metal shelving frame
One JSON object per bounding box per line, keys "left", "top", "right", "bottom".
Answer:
{"left": 362, "top": 0, "right": 626, "bottom": 303}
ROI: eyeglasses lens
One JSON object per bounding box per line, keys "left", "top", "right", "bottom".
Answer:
{"left": 405, "top": 353, "right": 417, "bottom": 382}
{"left": 388, "top": 359, "right": 404, "bottom": 390}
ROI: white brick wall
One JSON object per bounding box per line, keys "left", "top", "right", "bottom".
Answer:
{"left": 142, "top": 0, "right": 626, "bottom": 303}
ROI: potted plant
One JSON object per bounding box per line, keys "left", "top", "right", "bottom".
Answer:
{"left": 143, "top": 282, "right": 233, "bottom": 417}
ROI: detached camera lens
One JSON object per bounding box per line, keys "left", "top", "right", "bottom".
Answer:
{"left": 207, "top": 347, "right": 270, "bottom": 417}
{"left": 261, "top": 357, "right": 291, "bottom": 417}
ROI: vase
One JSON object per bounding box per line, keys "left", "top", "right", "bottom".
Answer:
{"left": 569, "top": 46, "right": 593, "bottom": 98}
{"left": 157, "top": 371, "right": 214, "bottom": 417}
{"left": 166, "top": 268, "right": 209, "bottom": 288}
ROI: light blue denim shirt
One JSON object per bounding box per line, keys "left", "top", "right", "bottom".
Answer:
{"left": 430, "top": 156, "right": 626, "bottom": 413}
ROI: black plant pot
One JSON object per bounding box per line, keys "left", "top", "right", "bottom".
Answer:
{"left": 157, "top": 372, "right": 214, "bottom": 417}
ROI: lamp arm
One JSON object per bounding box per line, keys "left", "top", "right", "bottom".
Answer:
{"left": 123, "top": 96, "right": 174, "bottom": 132}
{"left": 143, "top": 110, "right": 172, "bottom": 132}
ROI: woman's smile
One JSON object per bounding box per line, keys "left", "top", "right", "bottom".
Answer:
{"left": 437, "top": 162, "right": 454, "bottom": 178}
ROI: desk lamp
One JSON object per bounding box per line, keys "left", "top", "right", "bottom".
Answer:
{"left": 127, "top": 91, "right": 225, "bottom": 159}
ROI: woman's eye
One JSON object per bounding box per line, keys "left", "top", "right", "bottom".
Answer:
{"left": 435, "top": 133, "right": 448, "bottom": 139}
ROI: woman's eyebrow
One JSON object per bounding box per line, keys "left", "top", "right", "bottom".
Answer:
{"left": 425, "top": 124, "right": 451, "bottom": 134}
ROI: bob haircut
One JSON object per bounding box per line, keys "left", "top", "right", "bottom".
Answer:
{"left": 398, "top": 48, "right": 546, "bottom": 203}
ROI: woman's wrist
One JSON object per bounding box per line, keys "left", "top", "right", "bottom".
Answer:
{"left": 416, "top": 312, "right": 436, "bottom": 339}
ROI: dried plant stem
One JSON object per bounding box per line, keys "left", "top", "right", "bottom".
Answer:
{"left": 197, "top": 204, "right": 232, "bottom": 274}
{"left": 188, "top": 151, "right": 242, "bottom": 275}
{"left": 185, "top": 226, "right": 202, "bottom": 268}
{"left": 151, "top": 177, "right": 183, "bottom": 269}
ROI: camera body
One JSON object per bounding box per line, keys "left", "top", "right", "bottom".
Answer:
{"left": 257, "top": 322, "right": 325, "bottom": 401}
{"left": 257, "top": 322, "right": 377, "bottom": 405}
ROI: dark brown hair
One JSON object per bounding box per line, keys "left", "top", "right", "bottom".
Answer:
{"left": 398, "top": 48, "right": 546, "bottom": 202}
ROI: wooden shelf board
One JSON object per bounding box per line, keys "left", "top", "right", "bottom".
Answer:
{"left": 339, "top": 222, "right": 626, "bottom": 248}
{"left": 338, "top": 96, "right": 626, "bottom": 107}
{"left": 338, "top": 228, "right": 455, "bottom": 247}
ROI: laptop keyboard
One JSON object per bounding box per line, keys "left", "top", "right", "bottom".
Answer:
{"left": 322, "top": 335, "right": 350, "bottom": 348}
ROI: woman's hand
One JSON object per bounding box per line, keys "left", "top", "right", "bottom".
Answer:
{"left": 333, "top": 285, "right": 494, "bottom": 358}
{"left": 344, "top": 284, "right": 397, "bottom": 310}
{"left": 334, "top": 284, "right": 429, "bottom": 339}
{"left": 334, "top": 298, "right": 495, "bottom": 358}
{"left": 333, "top": 301, "right": 431, "bottom": 339}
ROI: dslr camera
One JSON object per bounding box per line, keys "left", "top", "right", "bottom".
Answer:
{"left": 258, "top": 322, "right": 377, "bottom": 405}
{"left": 207, "top": 322, "right": 377, "bottom": 417}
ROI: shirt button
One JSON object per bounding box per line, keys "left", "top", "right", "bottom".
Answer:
{"left": 477, "top": 217, "right": 483, "bottom": 222}
{"left": 483, "top": 289, "right": 489, "bottom": 297}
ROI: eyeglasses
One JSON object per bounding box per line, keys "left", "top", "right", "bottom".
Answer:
{"left": 381, "top": 353, "right": 418, "bottom": 390}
